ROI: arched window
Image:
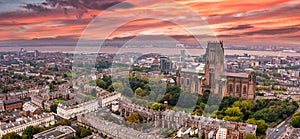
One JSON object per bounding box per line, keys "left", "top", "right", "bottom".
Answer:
{"left": 229, "top": 84, "right": 233, "bottom": 92}
{"left": 236, "top": 86, "right": 240, "bottom": 92}
{"left": 243, "top": 86, "right": 247, "bottom": 94}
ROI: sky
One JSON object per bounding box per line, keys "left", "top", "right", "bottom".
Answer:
{"left": 0, "top": 0, "right": 299, "bottom": 48}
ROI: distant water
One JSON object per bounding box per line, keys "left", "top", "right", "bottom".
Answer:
{"left": 0, "top": 46, "right": 299, "bottom": 57}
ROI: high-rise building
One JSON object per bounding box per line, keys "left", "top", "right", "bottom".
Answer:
{"left": 180, "top": 49, "right": 185, "bottom": 62}
{"left": 34, "top": 50, "right": 39, "bottom": 58}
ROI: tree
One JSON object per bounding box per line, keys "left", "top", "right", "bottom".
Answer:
{"left": 90, "top": 88, "right": 97, "bottom": 97}
{"left": 79, "top": 128, "right": 92, "bottom": 138}
{"left": 96, "top": 79, "right": 107, "bottom": 89}
{"left": 49, "top": 82, "right": 54, "bottom": 92}
{"left": 55, "top": 119, "right": 71, "bottom": 126}
{"left": 225, "top": 107, "right": 243, "bottom": 117}
{"left": 246, "top": 118, "right": 257, "bottom": 125}
{"left": 151, "top": 103, "right": 165, "bottom": 111}
{"left": 134, "top": 87, "right": 144, "bottom": 96}
{"left": 256, "top": 119, "right": 268, "bottom": 135}
{"left": 112, "top": 82, "right": 124, "bottom": 92}
{"left": 22, "top": 126, "right": 45, "bottom": 139}
{"left": 292, "top": 112, "right": 300, "bottom": 118}
{"left": 223, "top": 116, "right": 241, "bottom": 122}
{"left": 290, "top": 115, "right": 300, "bottom": 128}
{"left": 126, "top": 112, "right": 141, "bottom": 123}
{"left": 50, "top": 104, "right": 58, "bottom": 113}
{"left": 176, "top": 92, "right": 197, "bottom": 108}
{"left": 2, "top": 132, "right": 21, "bottom": 139}
{"left": 245, "top": 134, "right": 257, "bottom": 139}
{"left": 219, "top": 96, "right": 239, "bottom": 110}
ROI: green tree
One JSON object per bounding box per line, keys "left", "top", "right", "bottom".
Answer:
{"left": 2, "top": 132, "right": 21, "bottom": 139}
{"left": 55, "top": 119, "right": 71, "bottom": 126}
{"left": 256, "top": 119, "right": 268, "bottom": 135}
{"left": 22, "top": 126, "right": 45, "bottom": 139}
{"left": 246, "top": 118, "right": 257, "bottom": 124}
{"left": 49, "top": 83, "right": 54, "bottom": 92}
{"left": 225, "top": 107, "right": 243, "bottom": 117}
{"left": 223, "top": 116, "right": 240, "bottom": 122}
{"left": 79, "top": 128, "right": 92, "bottom": 138}
{"left": 96, "top": 79, "right": 107, "bottom": 89}
{"left": 292, "top": 112, "right": 300, "bottom": 118}
{"left": 290, "top": 115, "right": 300, "bottom": 128}
{"left": 151, "top": 103, "right": 165, "bottom": 111}
{"left": 112, "top": 82, "right": 124, "bottom": 92}
{"left": 134, "top": 87, "right": 144, "bottom": 96}
{"left": 176, "top": 92, "right": 197, "bottom": 108}
{"left": 50, "top": 104, "right": 58, "bottom": 113}
{"left": 245, "top": 134, "right": 257, "bottom": 139}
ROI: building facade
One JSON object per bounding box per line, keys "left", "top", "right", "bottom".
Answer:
{"left": 0, "top": 113, "right": 55, "bottom": 137}
{"left": 98, "top": 91, "right": 121, "bottom": 107}
{"left": 57, "top": 99, "right": 99, "bottom": 119}
{"left": 216, "top": 128, "right": 227, "bottom": 139}
{"left": 176, "top": 41, "right": 256, "bottom": 99}
{"left": 4, "top": 99, "right": 22, "bottom": 113}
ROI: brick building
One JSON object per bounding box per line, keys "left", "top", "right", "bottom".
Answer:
{"left": 4, "top": 99, "right": 22, "bottom": 113}
{"left": 177, "top": 41, "right": 256, "bottom": 99}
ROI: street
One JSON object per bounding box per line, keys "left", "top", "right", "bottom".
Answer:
{"left": 268, "top": 106, "right": 300, "bottom": 139}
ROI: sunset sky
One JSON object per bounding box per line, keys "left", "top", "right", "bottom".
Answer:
{"left": 0, "top": 0, "right": 299, "bottom": 47}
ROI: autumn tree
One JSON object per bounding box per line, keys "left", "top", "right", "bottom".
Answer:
{"left": 126, "top": 112, "right": 141, "bottom": 123}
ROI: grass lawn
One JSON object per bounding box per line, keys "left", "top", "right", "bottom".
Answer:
{"left": 272, "top": 90, "right": 286, "bottom": 93}
{"left": 67, "top": 73, "right": 78, "bottom": 77}
{"left": 54, "top": 99, "right": 65, "bottom": 103}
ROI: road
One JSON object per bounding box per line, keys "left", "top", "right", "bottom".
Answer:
{"left": 268, "top": 106, "right": 300, "bottom": 139}
{"left": 268, "top": 117, "right": 291, "bottom": 139}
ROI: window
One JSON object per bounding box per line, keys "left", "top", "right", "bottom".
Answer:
{"left": 218, "top": 85, "right": 223, "bottom": 94}
{"left": 243, "top": 86, "right": 247, "bottom": 94}
{"left": 236, "top": 86, "right": 240, "bottom": 92}
{"left": 229, "top": 84, "right": 233, "bottom": 92}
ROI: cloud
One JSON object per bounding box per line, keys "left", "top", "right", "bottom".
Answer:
{"left": 31, "top": 35, "right": 79, "bottom": 41}
{"left": 22, "top": 3, "right": 50, "bottom": 13}
{"left": 243, "top": 27, "right": 300, "bottom": 35}
{"left": 217, "top": 34, "right": 241, "bottom": 38}
{"left": 31, "top": 0, "right": 134, "bottom": 11}
{"left": 224, "top": 24, "right": 253, "bottom": 31}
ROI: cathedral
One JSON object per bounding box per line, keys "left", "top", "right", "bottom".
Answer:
{"left": 176, "top": 41, "right": 256, "bottom": 100}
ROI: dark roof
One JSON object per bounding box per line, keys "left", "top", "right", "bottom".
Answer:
{"left": 224, "top": 72, "right": 249, "bottom": 78}
{"left": 4, "top": 99, "right": 22, "bottom": 105}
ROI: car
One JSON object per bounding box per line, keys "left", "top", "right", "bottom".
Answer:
{"left": 276, "top": 129, "right": 279, "bottom": 132}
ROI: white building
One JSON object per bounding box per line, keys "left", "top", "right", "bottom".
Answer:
{"left": 208, "top": 130, "right": 214, "bottom": 139}
{"left": 33, "top": 126, "right": 76, "bottom": 139}
{"left": 216, "top": 127, "right": 227, "bottom": 139}
{"left": 111, "top": 101, "right": 119, "bottom": 112}
{"left": 98, "top": 91, "right": 121, "bottom": 107}
{"left": 0, "top": 113, "right": 55, "bottom": 137}
{"left": 57, "top": 99, "right": 99, "bottom": 119}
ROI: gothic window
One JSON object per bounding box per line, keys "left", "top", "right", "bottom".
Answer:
{"left": 218, "top": 85, "right": 223, "bottom": 94}
{"left": 229, "top": 84, "right": 233, "bottom": 92}
{"left": 236, "top": 86, "right": 240, "bottom": 92}
{"left": 243, "top": 86, "right": 247, "bottom": 94}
